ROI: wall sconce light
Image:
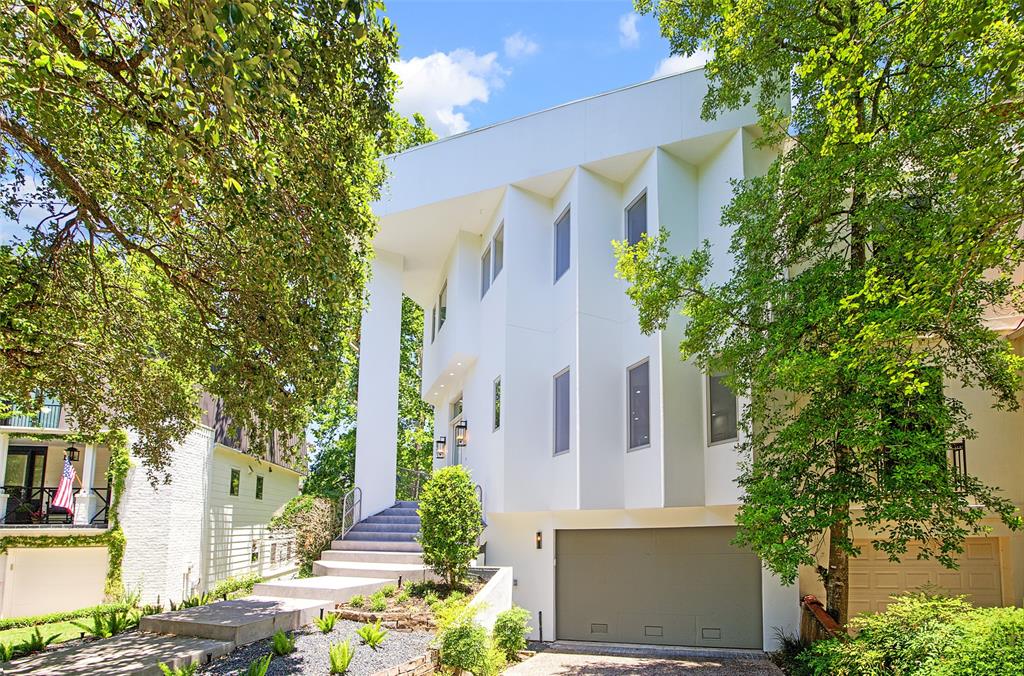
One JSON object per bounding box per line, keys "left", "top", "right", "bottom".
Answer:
{"left": 435, "top": 436, "right": 447, "bottom": 459}
{"left": 66, "top": 446, "right": 80, "bottom": 462}
{"left": 455, "top": 420, "right": 469, "bottom": 447}
{"left": 535, "top": 531, "right": 543, "bottom": 549}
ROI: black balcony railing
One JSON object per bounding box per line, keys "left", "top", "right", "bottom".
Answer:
{"left": 1, "top": 485, "right": 110, "bottom": 527}
{"left": 1, "top": 399, "right": 62, "bottom": 429}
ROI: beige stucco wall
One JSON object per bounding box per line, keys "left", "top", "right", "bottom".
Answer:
{"left": 205, "top": 445, "right": 301, "bottom": 586}
{"left": 1, "top": 546, "right": 107, "bottom": 618}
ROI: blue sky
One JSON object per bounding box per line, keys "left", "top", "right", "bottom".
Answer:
{"left": 386, "top": 0, "right": 710, "bottom": 136}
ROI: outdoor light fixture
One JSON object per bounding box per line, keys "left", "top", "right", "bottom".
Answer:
{"left": 535, "top": 531, "right": 543, "bottom": 549}
{"left": 435, "top": 436, "right": 447, "bottom": 459}
{"left": 455, "top": 420, "right": 469, "bottom": 447}
{"left": 66, "top": 446, "right": 80, "bottom": 462}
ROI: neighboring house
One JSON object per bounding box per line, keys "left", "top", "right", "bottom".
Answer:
{"left": 352, "top": 70, "right": 1024, "bottom": 651}
{"left": 0, "top": 396, "right": 304, "bottom": 617}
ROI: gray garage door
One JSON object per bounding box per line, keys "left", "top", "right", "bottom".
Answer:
{"left": 555, "top": 527, "right": 762, "bottom": 649}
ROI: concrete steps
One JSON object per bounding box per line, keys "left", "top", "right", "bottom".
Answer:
{"left": 319, "top": 549, "right": 424, "bottom": 564}
{"left": 253, "top": 575, "right": 394, "bottom": 602}
{"left": 332, "top": 538, "right": 422, "bottom": 552}
{"left": 139, "top": 596, "right": 331, "bottom": 645}
{"left": 312, "top": 559, "right": 434, "bottom": 583}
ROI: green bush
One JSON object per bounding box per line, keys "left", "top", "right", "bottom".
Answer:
{"left": 368, "top": 592, "right": 387, "bottom": 613}
{"left": 170, "top": 593, "right": 213, "bottom": 611}
{"left": 1, "top": 642, "right": 14, "bottom": 661}
{"left": 0, "top": 602, "right": 133, "bottom": 631}
{"left": 72, "top": 608, "right": 139, "bottom": 638}
{"left": 245, "top": 654, "right": 272, "bottom": 676}
{"left": 158, "top": 663, "right": 198, "bottom": 676}
{"left": 356, "top": 620, "right": 389, "bottom": 650}
{"left": 348, "top": 594, "right": 365, "bottom": 608}
{"left": 802, "top": 593, "right": 1024, "bottom": 676}
{"left": 395, "top": 589, "right": 411, "bottom": 604}
{"left": 15, "top": 627, "right": 60, "bottom": 657}
{"left": 329, "top": 639, "right": 356, "bottom": 674}
{"left": 493, "top": 606, "right": 532, "bottom": 660}
{"left": 379, "top": 583, "right": 397, "bottom": 598}
{"left": 271, "top": 629, "right": 295, "bottom": 656}
{"left": 268, "top": 494, "right": 338, "bottom": 576}
{"left": 438, "top": 615, "right": 492, "bottom": 674}
{"left": 314, "top": 612, "right": 338, "bottom": 633}
{"left": 209, "top": 573, "right": 264, "bottom": 600}
{"left": 417, "top": 466, "right": 483, "bottom": 587}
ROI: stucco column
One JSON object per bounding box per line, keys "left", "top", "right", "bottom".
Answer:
{"left": 73, "top": 443, "right": 100, "bottom": 525}
{"left": 354, "top": 250, "right": 404, "bottom": 518}
{"left": 0, "top": 432, "right": 8, "bottom": 523}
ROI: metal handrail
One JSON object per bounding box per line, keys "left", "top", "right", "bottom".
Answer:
{"left": 1, "top": 484, "right": 110, "bottom": 526}
{"left": 396, "top": 467, "right": 430, "bottom": 501}
{"left": 339, "top": 486, "right": 362, "bottom": 539}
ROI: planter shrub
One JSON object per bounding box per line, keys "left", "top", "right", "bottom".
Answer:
{"left": 268, "top": 495, "right": 338, "bottom": 575}
{"left": 493, "top": 606, "right": 532, "bottom": 660}
{"left": 417, "top": 466, "right": 482, "bottom": 588}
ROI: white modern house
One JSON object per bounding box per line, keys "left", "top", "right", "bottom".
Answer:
{"left": 352, "top": 69, "right": 1024, "bottom": 651}
{"left": 0, "top": 396, "right": 303, "bottom": 618}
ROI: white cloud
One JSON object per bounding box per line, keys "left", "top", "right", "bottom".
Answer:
{"left": 652, "top": 50, "right": 713, "bottom": 78}
{"left": 504, "top": 32, "right": 539, "bottom": 59}
{"left": 393, "top": 49, "right": 506, "bottom": 136}
{"left": 619, "top": 13, "right": 640, "bottom": 48}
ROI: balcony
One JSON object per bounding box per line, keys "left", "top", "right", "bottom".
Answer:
{"left": 1, "top": 399, "right": 63, "bottom": 429}
{"left": 0, "top": 485, "right": 110, "bottom": 527}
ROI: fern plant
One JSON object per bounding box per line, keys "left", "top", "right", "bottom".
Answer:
{"left": 356, "top": 620, "right": 389, "bottom": 651}
{"left": 73, "top": 608, "right": 139, "bottom": 638}
{"left": 15, "top": 627, "right": 60, "bottom": 655}
{"left": 0, "top": 641, "right": 15, "bottom": 661}
{"left": 158, "top": 662, "right": 198, "bottom": 676}
{"left": 169, "top": 593, "right": 212, "bottom": 611}
{"left": 314, "top": 612, "right": 338, "bottom": 633}
{"left": 245, "top": 654, "right": 273, "bottom": 676}
{"left": 329, "top": 640, "right": 356, "bottom": 674}
{"left": 368, "top": 593, "right": 387, "bottom": 613}
{"left": 379, "top": 583, "right": 397, "bottom": 598}
{"left": 271, "top": 629, "right": 296, "bottom": 656}
{"left": 348, "top": 594, "right": 365, "bottom": 608}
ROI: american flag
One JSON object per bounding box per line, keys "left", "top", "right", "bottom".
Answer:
{"left": 52, "top": 456, "right": 76, "bottom": 514}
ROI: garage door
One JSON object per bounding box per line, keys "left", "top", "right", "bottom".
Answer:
{"left": 850, "top": 537, "right": 1002, "bottom": 615}
{"left": 555, "top": 527, "right": 762, "bottom": 649}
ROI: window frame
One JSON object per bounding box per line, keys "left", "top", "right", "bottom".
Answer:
{"left": 493, "top": 376, "right": 502, "bottom": 431}
{"left": 492, "top": 224, "right": 504, "bottom": 280}
{"left": 481, "top": 245, "right": 492, "bottom": 298}
{"left": 438, "top": 281, "right": 448, "bottom": 331}
{"left": 553, "top": 205, "right": 571, "bottom": 283}
{"left": 255, "top": 475, "right": 264, "bottom": 500}
{"left": 229, "top": 467, "right": 240, "bottom": 496}
{"left": 706, "top": 373, "right": 739, "bottom": 446}
{"left": 626, "top": 358, "right": 651, "bottom": 451}
{"left": 552, "top": 366, "right": 571, "bottom": 455}
{"left": 430, "top": 305, "right": 437, "bottom": 343}
{"left": 625, "top": 189, "right": 648, "bottom": 247}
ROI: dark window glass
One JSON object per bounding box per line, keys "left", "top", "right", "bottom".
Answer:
{"left": 493, "top": 377, "right": 501, "bottom": 430}
{"left": 554, "top": 208, "right": 571, "bottom": 282}
{"left": 230, "top": 468, "right": 240, "bottom": 496}
{"left": 554, "top": 368, "right": 570, "bottom": 454}
{"left": 481, "top": 246, "right": 491, "bottom": 297}
{"left": 431, "top": 305, "right": 436, "bottom": 343}
{"left": 708, "top": 374, "right": 738, "bottom": 443}
{"left": 626, "top": 192, "right": 647, "bottom": 246}
{"left": 493, "top": 225, "right": 504, "bottom": 279}
{"left": 256, "top": 475, "right": 264, "bottom": 500}
{"left": 438, "top": 282, "right": 447, "bottom": 330}
{"left": 628, "top": 361, "right": 650, "bottom": 449}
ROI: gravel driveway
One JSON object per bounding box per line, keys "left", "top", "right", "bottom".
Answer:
{"left": 504, "top": 651, "right": 783, "bottom": 675}
{"left": 196, "top": 620, "right": 432, "bottom": 676}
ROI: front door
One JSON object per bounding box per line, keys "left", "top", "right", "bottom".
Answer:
{"left": 3, "top": 446, "right": 47, "bottom": 523}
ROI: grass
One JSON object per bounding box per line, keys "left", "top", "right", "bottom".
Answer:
{"left": 0, "top": 620, "right": 84, "bottom": 647}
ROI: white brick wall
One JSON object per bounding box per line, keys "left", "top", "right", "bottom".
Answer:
{"left": 120, "top": 427, "right": 211, "bottom": 605}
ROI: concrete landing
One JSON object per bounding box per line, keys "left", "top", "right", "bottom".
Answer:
{"left": 253, "top": 575, "right": 393, "bottom": 602}
{"left": 139, "top": 596, "right": 330, "bottom": 644}
{"left": 0, "top": 631, "right": 233, "bottom": 676}
{"left": 311, "top": 559, "right": 434, "bottom": 582}
{"left": 319, "top": 549, "right": 424, "bottom": 564}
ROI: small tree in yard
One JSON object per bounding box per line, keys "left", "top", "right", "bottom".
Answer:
{"left": 418, "top": 466, "right": 483, "bottom": 588}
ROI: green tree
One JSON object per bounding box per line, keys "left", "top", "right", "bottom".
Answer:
{"left": 418, "top": 465, "right": 482, "bottom": 588}
{"left": 621, "top": 0, "right": 1024, "bottom": 624}
{"left": 0, "top": 0, "right": 398, "bottom": 470}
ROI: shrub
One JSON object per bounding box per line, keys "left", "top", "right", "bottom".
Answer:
{"left": 271, "top": 629, "right": 295, "bottom": 656}
{"left": 438, "top": 615, "right": 490, "bottom": 673}
{"left": 170, "top": 593, "right": 213, "bottom": 611}
{"left": 1, "top": 642, "right": 14, "bottom": 661}
{"left": 406, "top": 581, "right": 430, "bottom": 597}
{"left": 15, "top": 627, "right": 60, "bottom": 656}
{"left": 209, "top": 573, "right": 264, "bottom": 600}
{"left": 73, "top": 608, "right": 139, "bottom": 638}
{"left": 158, "top": 663, "right": 198, "bottom": 676}
{"left": 356, "top": 620, "right": 389, "bottom": 650}
{"left": 245, "top": 654, "right": 272, "bottom": 676}
{"left": 368, "top": 592, "right": 387, "bottom": 613}
{"left": 802, "top": 594, "right": 1024, "bottom": 676}
{"left": 379, "top": 583, "right": 397, "bottom": 598}
{"left": 423, "top": 591, "right": 439, "bottom": 608}
{"left": 395, "top": 589, "right": 411, "bottom": 604}
{"left": 493, "top": 606, "right": 532, "bottom": 660}
{"left": 139, "top": 604, "right": 165, "bottom": 617}
{"left": 417, "top": 466, "right": 483, "bottom": 587}
{"left": 0, "top": 602, "right": 133, "bottom": 631}
{"left": 314, "top": 612, "right": 338, "bottom": 633}
{"left": 329, "top": 639, "right": 356, "bottom": 674}
{"left": 268, "top": 494, "right": 338, "bottom": 576}
{"left": 348, "top": 594, "right": 365, "bottom": 608}
{"left": 770, "top": 629, "right": 812, "bottom": 676}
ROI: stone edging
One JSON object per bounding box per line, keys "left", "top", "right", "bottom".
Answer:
{"left": 372, "top": 648, "right": 439, "bottom": 676}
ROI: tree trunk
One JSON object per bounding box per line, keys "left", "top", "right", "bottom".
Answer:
{"left": 825, "top": 514, "right": 851, "bottom": 627}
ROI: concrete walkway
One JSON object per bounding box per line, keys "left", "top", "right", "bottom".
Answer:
{"left": 505, "top": 650, "right": 783, "bottom": 675}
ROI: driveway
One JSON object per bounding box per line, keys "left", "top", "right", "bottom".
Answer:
{"left": 504, "top": 651, "right": 783, "bottom": 675}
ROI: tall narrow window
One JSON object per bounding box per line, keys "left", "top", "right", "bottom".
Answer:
{"left": 481, "top": 245, "right": 491, "bottom": 297}
{"left": 554, "top": 207, "right": 571, "bottom": 282}
{"left": 627, "top": 360, "right": 650, "bottom": 449}
{"left": 229, "top": 468, "right": 240, "bottom": 496}
{"left": 493, "top": 377, "right": 502, "bottom": 430}
{"left": 438, "top": 281, "right": 447, "bottom": 330}
{"left": 553, "top": 368, "right": 570, "bottom": 454}
{"left": 430, "top": 305, "right": 437, "bottom": 343}
{"left": 255, "top": 475, "right": 264, "bottom": 500}
{"left": 626, "top": 191, "right": 647, "bottom": 246}
{"left": 492, "top": 225, "right": 504, "bottom": 279}
{"left": 708, "top": 373, "right": 738, "bottom": 443}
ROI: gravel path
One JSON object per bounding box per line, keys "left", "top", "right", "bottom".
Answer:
{"left": 197, "top": 620, "right": 433, "bottom": 676}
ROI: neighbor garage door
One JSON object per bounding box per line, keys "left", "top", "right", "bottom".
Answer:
{"left": 555, "top": 527, "right": 762, "bottom": 649}
{"left": 850, "top": 537, "right": 1003, "bottom": 616}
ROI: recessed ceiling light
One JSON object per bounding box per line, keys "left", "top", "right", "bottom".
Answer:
{"left": 440, "top": 384, "right": 445, "bottom": 388}
{"left": 456, "top": 362, "right": 462, "bottom": 366}
{"left": 449, "top": 372, "right": 455, "bottom": 376}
